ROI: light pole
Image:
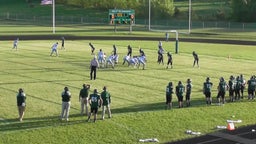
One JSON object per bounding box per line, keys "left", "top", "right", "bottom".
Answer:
{"left": 148, "top": 0, "right": 151, "bottom": 30}
{"left": 52, "top": 0, "right": 55, "bottom": 34}
{"left": 188, "top": 0, "right": 191, "bottom": 34}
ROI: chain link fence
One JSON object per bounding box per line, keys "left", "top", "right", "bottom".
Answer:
{"left": 1, "top": 12, "right": 256, "bottom": 31}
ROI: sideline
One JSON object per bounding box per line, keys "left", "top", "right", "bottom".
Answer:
{"left": 1, "top": 35, "right": 256, "bottom": 46}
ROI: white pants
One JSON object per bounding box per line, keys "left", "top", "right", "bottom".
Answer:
{"left": 102, "top": 104, "right": 111, "bottom": 119}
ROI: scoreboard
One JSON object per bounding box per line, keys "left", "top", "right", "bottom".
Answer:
{"left": 109, "top": 9, "right": 135, "bottom": 25}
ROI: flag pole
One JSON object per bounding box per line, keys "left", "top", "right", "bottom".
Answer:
{"left": 52, "top": 0, "right": 55, "bottom": 34}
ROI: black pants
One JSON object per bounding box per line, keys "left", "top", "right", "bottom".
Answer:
{"left": 90, "top": 66, "right": 97, "bottom": 80}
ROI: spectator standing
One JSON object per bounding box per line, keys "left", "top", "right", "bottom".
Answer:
{"left": 90, "top": 56, "right": 99, "bottom": 80}
{"left": 101, "top": 86, "right": 112, "bottom": 120}
{"left": 16, "top": 88, "right": 26, "bottom": 122}
{"left": 87, "top": 89, "right": 102, "bottom": 123}
{"left": 166, "top": 82, "right": 174, "bottom": 109}
{"left": 60, "top": 87, "right": 71, "bottom": 121}
{"left": 203, "top": 77, "right": 213, "bottom": 105}
{"left": 176, "top": 81, "right": 185, "bottom": 108}
{"left": 79, "top": 84, "right": 90, "bottom": 116}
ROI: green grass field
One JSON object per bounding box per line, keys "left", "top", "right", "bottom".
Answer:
{"left": 0, "top": 39, "right": 256, "bottom": 144}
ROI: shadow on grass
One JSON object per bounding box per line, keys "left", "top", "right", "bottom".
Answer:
{"left": 111, "top": 97, "right": 212, "bottom": 114}
{"left": 0, "top": 114, "right": 86, "bottom": 133}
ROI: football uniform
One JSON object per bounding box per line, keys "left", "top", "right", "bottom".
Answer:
{"left": 166, "top": 84, "right": 173, "bottom": 104}
{"left": 89, "top": 93, "right": 101, "bottom": 114}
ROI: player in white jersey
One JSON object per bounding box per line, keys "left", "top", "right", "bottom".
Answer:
{"left": 137, "top": 55, "right": 146, "bottom": 70}
{"left": 13, "top": 38, "right": 19, "bottom": 50}
{"left": 97, "top": 49, "right": 105, "bottom": 68}
{"left": 50, "top": 42, "right": 59, "bottom": 56}
{"left": 106, "top": 54, "right": 115, "bottom": 69}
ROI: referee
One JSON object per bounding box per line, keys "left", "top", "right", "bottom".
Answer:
{"left": 90, "top": 56, "right": 99, "bottom": 80}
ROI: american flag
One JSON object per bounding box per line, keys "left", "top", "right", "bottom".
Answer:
{"left": 41, "top": 0, "right": 52, "bottom": 5}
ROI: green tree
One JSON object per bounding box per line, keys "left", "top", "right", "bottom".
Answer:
{"left": 231, "top": 0, "right": 256, "bottom": 22}
{"left": 57, "top": 0, "right": 175, "bottom": 19}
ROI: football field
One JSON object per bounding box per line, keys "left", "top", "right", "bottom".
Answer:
{"left": 0, "top": 39, "right": 256, "bottom": 144}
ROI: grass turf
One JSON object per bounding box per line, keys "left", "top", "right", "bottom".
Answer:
{"left": 0, "top": 40, "right": 256, "bottom": 144}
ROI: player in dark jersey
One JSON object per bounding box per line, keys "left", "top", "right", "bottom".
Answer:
{"left": 17, "top": 88, "right": 26, "bottom": 122}
{"left": 139, "top": 48, "right": 145, "bottom": 56}
{"left": 217, "top": 77, "right": 227, "bottom": 105}
{"left": 185, "top": 79, "right": 192, "bottom": 107}
{"left": 192, "top": 51, "right": 199, "bottom": 67}
{"left": 176, "top": 81, "right": 185, "bottom": 108}
{"left": 157, "top": 45, "right": 164, "bottom": 65}
{"left": 127, "top": 45, "right": 132, "bottom": 57}
{"left": 203, "top": 77, "right": 213, "bottom": 105}
{"left": 228, "top": 75, "right": 235, "bottom": 102}
{"left": 89, "top": 42, "right": 95, "bottom": 55}
{"left": 247, "top": 75, "right": 256, "bottom": 100}
{"left": 79, "top": 84, "right": 90, "bottom": 116}
{"left": 166, "top": 82, "right": 174, "bottom": 109}
{"left": 61, "top": 36, "right": 65, "bottom": 50}
{"left": 113, "top": 44, "right": 117, "bottom": 56}
{"left": 166, "top": 52, "right": 173, "bottom": 69}
{"left": 234, "top": 76, "right": 241, "bottom": 101}
{"left": 240, "top": 74, "right": 246, "bottom": 99}
{"left": 87, "top": 89, "right": 102, "bottom": 122}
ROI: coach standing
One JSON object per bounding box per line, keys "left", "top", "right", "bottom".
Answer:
{"left": 90, "top": 56, "right": 99, "bottom": 80}
{"left": 60, "top": 86, "right": 71, "bottom": 121}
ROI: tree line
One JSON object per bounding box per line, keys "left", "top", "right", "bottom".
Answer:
{"left": 55, "top": 0, "right": 256, "bottom": 22}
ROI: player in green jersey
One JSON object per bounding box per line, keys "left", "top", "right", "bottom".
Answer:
{"left": 166, "top": 82, "right": 174, "bottom": 109}
{"left": 176, "top": 81, "right": 185, "bottom": 108}
{"left": 217, "top": 77, "right": 228, "bottom": 105}
{"left": 234, "top": 76, "right": 241, "bottom": 100}
{"left": 203, "top": 77, "right": 213, "bottom": 105}
{"left": 240, "top": 74, "right": 246, "bottom": 99}
{"left": 247, "top": 75, "right": 256, "bottom": 100}
{"left": 192, "top": 51, "right": 199, "bottom": 68}
{"left": 16, "top": 88, "right": 26, "bottom": 122}
{"left": 185, "top": 79, "right": 192, "bottom": 107}
{"left": 101, "top": 86, "right": 112, "bottom": 120}
{"left": 87, "top": 89, "right": 102, "bottom": 123}
{"left": 228, "top": 75, "right": 235, "bottom": 102}
{"left": 79, "top": 84, "right": 90, "bottom": 116}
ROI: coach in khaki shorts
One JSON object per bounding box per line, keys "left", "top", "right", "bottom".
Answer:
{"left": 79, "top": 84, "right": 90, "bottom": 116}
